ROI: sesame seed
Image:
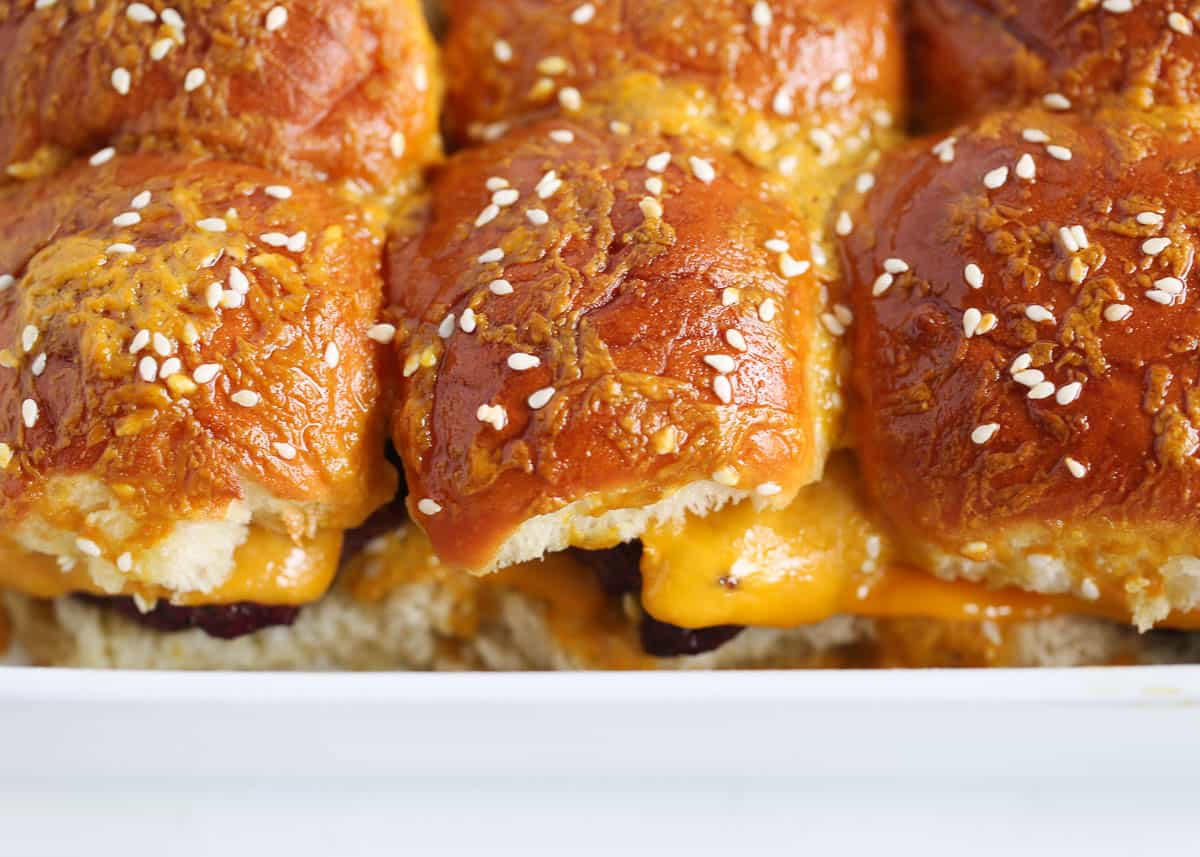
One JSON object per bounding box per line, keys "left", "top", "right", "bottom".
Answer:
{"left": 264, "top": 185, "right": 292, "bottom": 200}
{"left": 971, "top": 423, "right": 1000, "bottom": 445}
{"left": 324, "top": 342, "right": 340, "bottom": 368}
{"left": 757, "top": 482, "right": 783, "bottom": 497}
{"left": 152, "top": 332, "right": 172, "bottom": 356}
{"left": 150, "top": 38, "right": 173, "bottom": 61}
{"left": 508, "top": 352, "right": 540, "bottom": 371}
{"left": 1046, "top": 144, "right": 1073, "bottom": 161}
{"left": 1011, "top": 353, "right": 1033, "bottom": 374}
{"left": 227, "top": 267, "right": 249, "bottom": 295}
{"left": 752, "top": 1, "right": 772, "bottom": 27}
{"left": 772, "top": 88, "right": 794, "bottom": 116}
{"left": 488, "top": 278, "right": 514, "bottom": 296}
{"left": 36, "top": 2, "right": 57, "bottom": 12}
{"left": 821, "top": 313, "right": 846, "bottom": 336}
{"left": 725, "top": 329, "right": 747, "bottom": 352}
{"left": 493, "top": 39, "right": 513, "bottom": 63}
{"left": 1080, "top": 577, "right": 1100, "bottom": 599}
{"left": 265, "top": 5, "right": 288, "bottom": 31}
{"left": 192, "top": 364, "right": 220, "bottom": 384}
{"left": 536, "top": 170, "right": 562, "bottom": 199}
{"left": 549, "top": 129, "right": 575, "bottom": 144}
{"left": 127, "top": 2, "right": 156, "bottom": 22}
{"left": 273, "top": 441, "right": 297, "bottom": 460}
{"left": 872, "top": 272, "right": 894, "bottom": 297}
{"left": 0, "top": 275, "right": 12, "bottom": 291}
{"left": 21, "top": 398, "right": 37, "bottom": 428}
{"left": 528, "top": 387, "right": 555, "bottom": 410}
{"left": 537, "top": 56, "right": 569, "bottom": 75}
{"left": 389, "top": 131, "right": 406, "bottom": 159}
{"left": 437, "top": 314, "right": 456, "bottom": 339}
{"left": 1043, "top": 93, "right": 1071, "bottom": 111}
{"left": 810, "top": 128, "right": 836, "bottom": 153}
{"left": 856, "top": 173, "right": 876, "bottom": 194}
{"left": 646, "top": 152, "right": 672, "bottom": 173}
{"left": 460, "top": 308, "right": 477, "bottom": 333}
{"left": 832, "top": 71, "right": 852, "bottom": 93}
{"left": 1155, "top": 276, "right": 1184, "bottom": 295}
{"left": 493, "top": 188, "right": 519, "bottom": 207}
{"left": 129, "top": 330, "right": 150, "bottom": 354}
{"left": 1022, "top": 130, "right": 1049, "bottom": 145}
{"left": 712, "top": 466, "right": 739, "bottom": 486}
{"left": 158, "top": 357, "right": 181, "bottom": 379}
{"left": 962, "top": 308, "right": 982, "bottom": 338}
{"left": 184, "top": 67, "right": 206, "bottom": 92}
{"left": 689, "top": 156, "right": 716, "bottom": 184}
{"left": 835, "top": 211, "right": 853, "bottom": 236}
{"left": 130, "top": 191, "right": 152, "bottom": 210}
{"left": 558, "top": 87, "right": 583, "bottom": 111}
{"left": 1013, "top": 369, "right": 1045, "bottom": 387}
{"left": 645, "top": 176, "right": 664, "bottom": 196}
{"left": 932, "top": 136, "right": 957, "bottom": 162}
{"left": 976, "top": 313, "right": 997, "bottom": 335}
{"left": 417, "top": 498, "right": 442, "bottom": 516}
{"left": 1104, "top": 303, "right": 1133, "bottom": 322}
{"left": 1065, "top": 457, "right": 1088, "bottom": 479}
{"left": 1169, "top": 11, "right": 1194, "bottom": 35}
{"left": 117, "top": 552, "right": 133, "bottom": 572}
{"left": 1028, "top": 381, "right": 1056, "bottom": 400}
{"left": 20, "top": 325, "right": 37, "bottom": 353}
{"left": 287, "top": 231, "right": 307, "bottom": 252}
{"left": 111, "top": 67, "right": 132, "bottom": 96}
{"left": 983, "top": 166, "right": 1009, "bottom": 189}
{"left": 712, "top": 375, "right": 734, "bottom": 404}
{"left": 1057, "top": 226, "right": 1080, "bottom": 254}
{"left": 1146, "top": 289, "right": 1174, "bottom": 305}
{"left": 138, "top": 356, "right": 158, "bottom": 382}
{"left": 1056, "top": 381, "right": 1083, "bottom": 405}
{"left": 1102, "top": 0, "right": 1132, "bottom": 12}
{"left": 1143, "top": 237, "right": 1172, "bottom": 255}
{"left": 260, "top": 232, "right": 289, "bottom": 247}
{"left": 704, "top": 354, "right": 736, "bottom": 374}
{"left": 758, "top": 298, "right": 777, "bottom": 322}
{"left": 610, "top": 120, "right": 631, "bottom": 135}
{"left": 764, "top": 239, "right": 790, "bottom": 254}
{"left": 485, "top": 177, "right": 509, "bottom": 191}
{"left": 197, "top": 217, "right": 226, "bottom": 233}
{"left": 30, "top": 353, "right": 46, "bottom": 376}
{"left": 76, "top": 537, "right": 101, "bottom": 558}
{"left": 478, "top": 248, "right": 504, "bottom": 264}
{"left": 571, "top": 2, "right": 596, "bottom": 24}
{"left": 1015, "top": 153, "right": 1036, "bottom": 180}
{"left": 475, "top": 205, "right": 500, "bottom": 227}
{"left": 1025, "top": 304, "right": 1055, "bottom": 323}
{"left": 639, "top": 197, "right": 663, "bottom": 220}
{"left": 476, "top": 403, "right": 508, "bottom": 431}
{"left": 722, "top": 288, "right": 740, "bottom": 306}
{"left": 964, "top": 263, "right": 984, "bottom": 289}
{"left": 161, "top": 8, "right": 184, "bottom": 30}
{"left": 232, "top": 390, "right": 261, "bottom": 407}
{"left": 833, "top": 304, "right": 853, "bottom": 326}
{"left": 205, "top": 282, "right": 223, "bottom": 309}
{"left": 1070, "top": 225, "right": 1089, "bottom": 249}
{"left": 779, "top": 253, "right": 810, "bottom": 278}
{"left": 107, "top": 243, "right": 136, "bottom": 255}
{"left": 367, "top": 323, "right": 396, "bottom": 344}
{"left": 90, "top": 147, "right": 116, "bottom": 167}
{"left": 526, "top": 209, "right": 550, "bottom": 226}
{"left": 1136, "top": 211, "right": 1164, "bottom": 226}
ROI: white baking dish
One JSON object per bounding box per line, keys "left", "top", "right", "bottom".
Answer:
{"left": 2, "top": 665, "right": 1198, "bottom": 779}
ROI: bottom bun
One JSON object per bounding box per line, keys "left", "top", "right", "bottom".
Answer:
{"left": 6, "top": 582, "right": 1200, "bottom": 670}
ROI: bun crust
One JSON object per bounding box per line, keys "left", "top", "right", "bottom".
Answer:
{"left": 387, "top": 118, "right": 833, "bottom": 572}
{"left": 910, "top": 0, "right": 1200, "bottom": 129}
{"left": 0, "top": 153, "right": 395, "bottom": 535}
{"left": 841, "top": 105, "right": 1200, "bottom": 625}
{"left": 0, "top": 0, "right": 442, "bottom": 188}
{"left": 442, "top": 0, "right": 904, "bottom": 179}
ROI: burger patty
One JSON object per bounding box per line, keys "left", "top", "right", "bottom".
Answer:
{"left": 571, "top": 543, "right": 745, "bottom": 657}
{"left": 78, "top": 595, "right": 299, "bottom": 640}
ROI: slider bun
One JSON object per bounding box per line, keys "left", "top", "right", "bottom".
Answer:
{"left": 0, "top": 153, "right": 395, "bottom": 597}
{"left": 442, "top": 0, "right": 904, "bottom": 177}
{"left": 387, "top": 118, "right": 836, "bottom": 573}
{"left": 842, "top": 105, "right": 1200, "bottom": 629}
{"left": 910, "top": 0, "right": 1200, "bottom": 130}
{"left": 0, "top": 0, "right": 442, "bottom": 188}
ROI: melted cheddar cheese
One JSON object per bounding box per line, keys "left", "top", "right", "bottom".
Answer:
{"left": 0, "top": 526, "right": 341, "bottom": 606}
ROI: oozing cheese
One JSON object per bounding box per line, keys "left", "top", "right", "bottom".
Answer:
{"left": 639, "top": 455, "right": 1200, "bottom": 631}
{"left": 0, "top": 526, "right": 341, "bottom": 606}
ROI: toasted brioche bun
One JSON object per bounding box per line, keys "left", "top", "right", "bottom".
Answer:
{"left": 0, "top": 0, "right": 442, "bottom": 189}
{"left": 0, "top": 153, "right": 395, "bottom": 600}
{"left": 909, "top": 0, "right": 1200, "bottom": 130}
{"left": 841, "top": 104, "right": 1200, "bottom": 629}
{"left": 386, "top": 117, "right": 838, "bottom": 573}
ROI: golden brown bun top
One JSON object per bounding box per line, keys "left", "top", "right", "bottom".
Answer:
{"left": 910, "top": 0, "right": 1200, "bottom": 130}
{"left": 0, "top": 0, "right": 442, "bottom": 189}
{"left": 387, "top": 117, "right": 830, "bottom": 571}
{"left": 442, "top": 0, "right": 904, "bottom": 152}
{"left": 0, "top": 153, "right": 395, "bottom": 533}
{"left": 840, "top": 104, "right": 1200, "bottom": 550}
